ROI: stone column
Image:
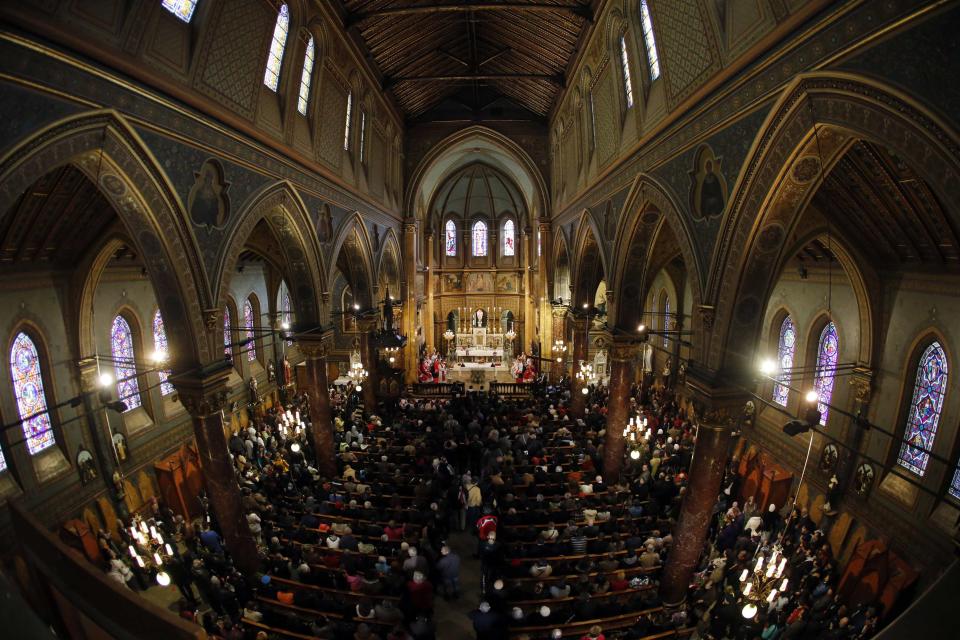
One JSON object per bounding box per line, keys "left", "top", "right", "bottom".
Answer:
{"left": 297, "top": 330, "right": 336, "bottom": 478}
{"left": 660, "top": 415, "right": 733, "bottom": 607}
{"left": 602, "top": 339, "right": 635, "bottom": 482}
{"left": 77, "top": 358, "right": 125, "bottom": 511}
{"left": 358, "top": 317, "right": 379, "bottom": 411}
{"left": 835, "top": 369, "right": 873, "bottom": 506}
{"left": 424, "top": 230, "right": 435, "bottom": 350}
{"left": 176, "top": 365, "right": 259, "bottom": 576}
{"left": 522, "top": 225, "right": 534, "bottom": 352}
{"left": 551, "top": 308, "right": 568, "bottom": 381}
{"left": 401, "top": 220, "right": 419, "bottom": 385}
{"left": 569, "top": 315, "right": 590, "bottom": 418}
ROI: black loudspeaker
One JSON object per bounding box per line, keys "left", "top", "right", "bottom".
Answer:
{"left": 782, "top": 420, "right": 810, "bottom": 437}
{"left": 804, "top": 407, "right": 822, "bottom": 426}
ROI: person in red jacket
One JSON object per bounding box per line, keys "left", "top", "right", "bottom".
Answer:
{"left": 580, "top": 625, "right": 605, "bottom": 640}
{"left": 406, "top": 571, "right": 434, "bottom": 617}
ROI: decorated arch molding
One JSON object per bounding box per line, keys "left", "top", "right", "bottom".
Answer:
{"left": 609, "top": 174, "right": 705, "bottom": 355}
{"left": 552, "top": 228, "right": 572, "bottom": 304}
{"left": 707, "top": 73, "right": 960, "bottom": 374}
{"left": 570, "top": 210, "right": 609, "bottom": 309}
{"left": 217, "top": 181, "right": 325, "bottom": 331}
{"left": 375, "top": 228, "right": 402, "bottom": 296}
{"left": 0, "top": 110, "right": 210, "bottom": 368}
{"left": 328, "top": 212, "right": 376, "bottom": 310}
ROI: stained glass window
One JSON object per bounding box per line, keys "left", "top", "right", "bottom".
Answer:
{"left": 244, "top": 300, "right": 257, "bottom": 362}
{"left": 813, "top": 321, "right": 839, "bottom": 425}
{"left": 772, "top": 316, "right": 796, "bottom": 407}
{"left": 639, "top": 1, "right": 660, "bottom": 81}
{"left": 445, "top": 220, "right": 457, "bottom": 257}
{"left": 0, "top": 445, "right": 6, "bottom": 472}
{"left": 359, "top": 111, "right": 367, "bottom": 163}
{"left": 897, "top": 341, "right": 948, "bottom": 477}
{"left": 111, "top": 315, "right": 142, "bottom": 411}
{"left": 280, "top": 282, "right": 293, "bottom": 346}
{"left": 472, "top": 220, "right": 488, "bottom": 257}
{"left": 223, "top": 306, "right": 232, "bottom": 359}
{"left": 589, "top": 91, "right": 597, "bottom": 150}
{"left": 161, "top": 0, "right": 198, "bottom": 23}
{"left": 297, "top": 35, "right": 315, "bottom": 115}
{"left": 619, "top": 34, "right": 634, "bottom": 108}
{"left": 10, "top": 332, "right": 55, "bottom": 455}
{"left": 537, "top": 230, "right": 542, "bottom": 257}
{"left": 503, "top": 220, "right": 515, "bottom": 257}
{"left": 343, "top": 92, "right": 353, "bottom": 151}
{"left": 663, "top": 296, "right": 671, "bottom": 348}
{"left": 153, "top": 310, "right": 173, "bottom": 396}
{"left": 950, "top": 465, "right": 960, "bottom": 501}
{"left": 263, "top": 4, "right": 290, "bottom": 91}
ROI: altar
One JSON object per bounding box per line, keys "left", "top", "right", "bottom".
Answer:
{"left": 450, "top": 327, "right": 508, "bottom": 366}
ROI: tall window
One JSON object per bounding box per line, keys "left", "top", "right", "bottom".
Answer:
{"left": 445, "top": 220, "right": 457, "bottom": 257}
{"left": 619, "top": 34, "right": 634, "bottom": 108}
{"left": 588, "top": 91, "right": 597, "bottom": 151}
{"left": 951, "top": 466, "right": 960, "bottom": 501}
{"left": 472, "top": 220, "right": 488, "bottom": 257}
{"left": 223, "top": 306, "right": 232, "bottom": 358}
{"left": 152, "top": 310, "right": 173, "bottom": 396}
{"left": 297, "top": 35, "right": 315, "bottom": 115}
{"left": 897, "top": 341, "right": 948, "bottom": 476}
{"left": 639, "top": 0, "right": 660, "bottom": 81}
{"left": 343, "top": 92, "right": 353, "bottom": 151}
{"left": 772, "top": 316, "right": 796, "bottom": 407}
{"left": 663, "top": 296, "right": 671, "bottom": 348}
{"left": 162, "top": 0, "right": 199, "bottom": 22}
{"left": 111, "top": 315, "right": 142, "bottom": 411}
{"left": 280, "top": 282, "right": 293, "bottom": 346}
{"left": 243, "top": 300, "right": 257, "bottom": 362}
{"left": 10, "top": 332, "right": 55, "bottom": 454}
{"left": 537, "top": 230, "right": 542, "bottom": 257}
{"left": 263, "top": 4, "right": 290, "bottom": 91}
{"left": 359, "top": 111, "right": 367, "bottom": 163}
{"left": 0, "top": 443, "right": 6, "bottom": 472}
{"left": 503, "top": 220, "right": 515, "bottom": 257}
{"left": 813, "top": 321, "right": 839, "bottom": 425}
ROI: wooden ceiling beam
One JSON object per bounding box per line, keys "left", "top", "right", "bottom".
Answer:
{"left": 385, "top": 73, "right": 563, "bottom": 88}
{"left": 348, "top": 2, "right": 592, "bottom": 26}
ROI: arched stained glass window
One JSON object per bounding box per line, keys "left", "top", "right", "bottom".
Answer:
{"left": 263, "top": 4, "right": 290, "bottom": 91}
{"left": 0, "top": 445, "right": 6, "bottom": 472}
{"left": 472, "top": 220, "right": 488, "bottom": 257}
{"left": 297, "top": 35, "right": 315, "bottom": 115}
{"left": 619, "top": 34, "right": 634, "bottom": 109}
{"left": 111, "top": 315, "right": 141, "bottom": 411}
{"left": 244, "top": 300, "right": 257, "bottom": 362}
{"left": 950, "top": 465, "right": 960, "bottom": 500}
{"left": 153, "top": 310, "right": 173, "bottom": 396}
{"left": 280, "top": 282, "right": 293, "bottom": 346}
{"left": 445, "top": 220, "right": 457, "bottom": 257}
{"left": 813, "top": 321, "right": 839, "bottom": 425}
{"left": 897, "top": 341, "right": 948, "bottom": 476}
{"left": 537, "top": 230, "right": 542, "bottom": 257}
{"left": 772, "top": 316, "right": 796, "bottom": 407}
{"left": 10, "top": 332, "right": 55, "bottom": 454}
{"left": 639, "top": 0, "right": 660, "bottom": 81}
{"left": 503, "top": 220, "right": 515, "bottom": 257}
{"left": 343, "top": 92, "right": 353, "bottom": 151}
{"left": 161, "top": 0, "right": 198, "bottom": 23}
{"left": 223, "top": 307, "right": 232, "bottom": 358}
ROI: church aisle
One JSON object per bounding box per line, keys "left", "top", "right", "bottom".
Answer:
{"left": 433, "top": 530, "right": 481, "bottom": 639}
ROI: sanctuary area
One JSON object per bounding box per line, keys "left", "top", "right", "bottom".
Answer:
{"left": 0, "top": 1, "right": 958, "bottom": 639}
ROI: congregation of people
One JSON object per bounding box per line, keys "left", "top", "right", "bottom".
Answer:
{"left": 89, "top": 375, "right": 885, "bottom": 640}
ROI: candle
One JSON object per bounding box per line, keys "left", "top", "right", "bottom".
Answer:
{"left": 739, "top": 569, "right": 748, "bottom": 582}
{"left": 780, "top": 578, "right": 789, "bottom": 592}
{"left": 128, "top": 545, "right": 137, "bottom": 557}
{"left": 754, "top": 557, "right": 763, "bottom": 572}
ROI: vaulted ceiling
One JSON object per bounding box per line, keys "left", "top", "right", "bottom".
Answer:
{"left": 340, "top": 0, "right": 593, "bottom": 119}
{"left": 0, "top": 165, "right": 122, "bottom": 269}
{"left": 813, "top": 140, "right": 960, "bottom": 272}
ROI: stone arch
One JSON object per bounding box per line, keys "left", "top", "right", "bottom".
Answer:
{"left": 376, "top": 228, "right": 402, "bottom": 298}
{"left": 405, "top": 126, "right": 549, "bottom": 232}
{"left": 0, "top": 110, "right": 209, "bottom": 369}
{"left": 328, "top": 212, "right": 375, "bottom": 310}
{"left": 707, "top": 73, "right": 960, "bottom": 375}
{"left": 552, "top": 230, "right": 572, "bottom": 304}
{"left": 570, "top": 211, "right": 608, "bottom": 309}
{"left": 217, "top": 180, "right": 325, "bottom": 329}
{"left": 609, "top": 175, "right": 704, "bottom": 350}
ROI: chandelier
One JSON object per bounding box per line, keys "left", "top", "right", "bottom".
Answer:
{"left": 575, "top": 360, "right": 596, "bottom": 394}
{"left": 505, "top": 329, "right": 517, "bottom": 341}
{"left": 126, "top": 515, "right": 175, "bottom": 586}
{"left": 739, "top": 546, "right": 789, "bottom": 619}
{"left": 623, "top": 414, "right": 651, "bottom": 460}
{"left": 348, "top": 349, "right": 368, "bottom": 390}
{"left": 553, "top": 339, "right": 567, "bottom": 363}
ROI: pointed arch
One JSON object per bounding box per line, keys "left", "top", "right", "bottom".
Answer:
{"left": 217, "top": 180, "right": 325, "bottom": 327}
{"left": 375, "top": 228, "right": 402, "bottom": 297}
{"left": 570, "top": 211, "right": 608, "bottom": 309}
{"left": 707, "top": 73, "right": 960, "bottom": 374}
{"left": 328, "top": 212, "right": 376, "bottom": 310}
{"left": 8, "top": 325, "right": 58, "bottom": 455}
{"left": 552, "top": 229, "right": 572, "bottom": 304}
{"left": 0, "top": 110, "right": 209, "bottom": 368}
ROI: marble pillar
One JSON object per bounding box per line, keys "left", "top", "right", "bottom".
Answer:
{"left": 602, "top": 339, "right": 635, "bottom": 482}
{"left": 297, "top": 330, "right": 336, "bottom": 478}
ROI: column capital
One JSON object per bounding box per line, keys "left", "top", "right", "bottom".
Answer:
{"left": 77, "top": 357, "right": 101, "bottom": 393}
{"left": 607, "top": 336, "right": 639, "bottom": 363}
{"left": 403, "top": 220, "right": 418, "bottom": 234}
{"left": 571, "top": 314, "right": 590, "bottom": 331}
{"left": 202, "top": 308, "right": 221, "bottom": 332}
{"left": 849, "top": 366, "right": 874, "bottom": 406}
{"left": 296, "top": 328, "right": 335, "bottom": 359}
{"left": 173, "top": 363, "right": 232, "bottom": 418}
{"left": 357, "top": 316, "right": 379, "bottom": 332}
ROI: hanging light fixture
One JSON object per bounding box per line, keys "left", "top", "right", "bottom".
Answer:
{"left": 739, "top": 546, "right": 789, "bottom": 618}
{"left": 553, "top": 339, "right": 568, "bottom": 363}
{"left": 575, "top": 360, "right": 596, "bottom": 394}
